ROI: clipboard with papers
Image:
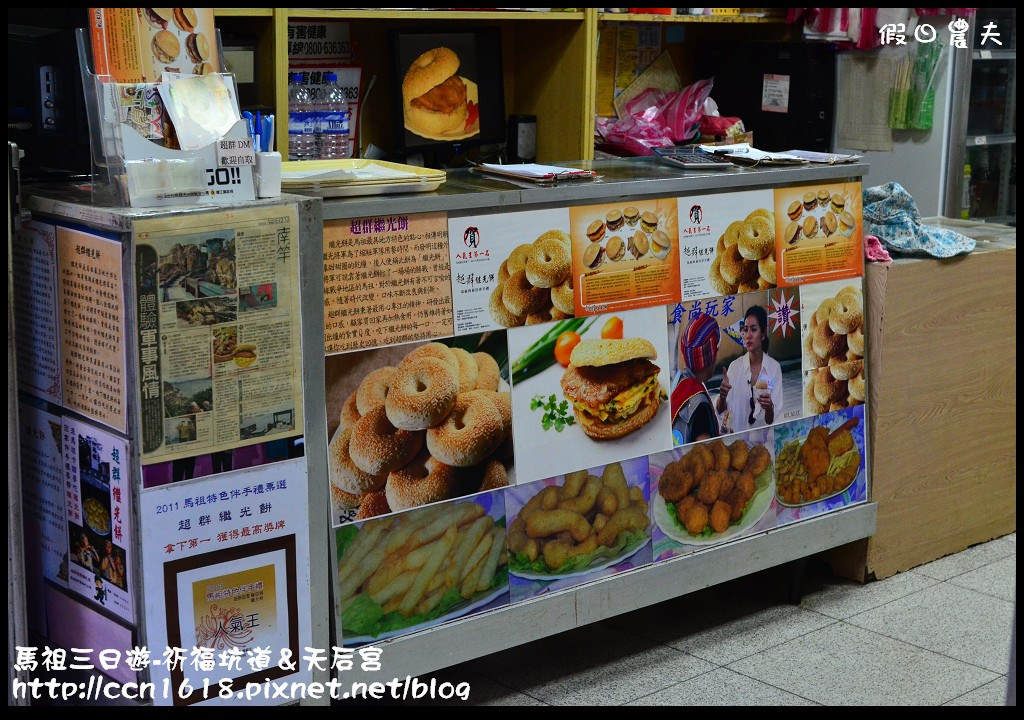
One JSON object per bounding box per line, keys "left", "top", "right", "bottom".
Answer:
{"left": 475, "top": 163, "right": 599, "bottom": 184}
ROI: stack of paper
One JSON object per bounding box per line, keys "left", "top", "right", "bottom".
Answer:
{"left": 281, "top": 159, "right": 446, "bottom": 197}
{"left": 476, "top": 163, "right": 597, "bottom": 183}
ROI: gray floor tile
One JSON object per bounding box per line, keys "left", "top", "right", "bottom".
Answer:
{"left": 947, "top": 556, "right": 1017, "bottom": 603}
{"left": 628, "top": 667, "right": 818, "bottom": 706}
{"left": 912, "top": 537, "right": 1016, "bottom": 581}
{"left": 845, "top": 582, "right": 1015, "bottom": 674}
{"left": 476, "top": 624, "right": 714, "bottom": 706}
{"left": 945, "top": 677, "right": 1009, "bottom": 706}
{"left": 613, "top": 591, "right": 836, "bottom": 666}
{"left": 728, "top": 622, "right": 998, "bottom": 705}
{"left": 800, "top": 569, "right": 939, "bottom": 620}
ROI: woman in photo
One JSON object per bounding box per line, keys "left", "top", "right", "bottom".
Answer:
{"left": 716, "top": 305, "right": 783, "bottom": 432}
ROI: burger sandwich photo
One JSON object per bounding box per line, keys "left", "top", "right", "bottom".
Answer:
{"left": 402, "top": 46, "right": 472, "bottom": 137}
{"left": 560, "top": 338, "right": 663, "bottom": 440}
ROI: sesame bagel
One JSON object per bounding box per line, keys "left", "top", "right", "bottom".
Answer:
{"left": 828, "top": 294, "right": 863, "bottom": 335}
{"left": 356, "top": 490, "right": 391, "bottom": 520}
{"left": 723, "top": 221, "right": 744, "bottom": 248}
{"left": 385, "top": 357, "right": 458, "bottom": 430}
{"left": 525, "top": 237, "right": 571, "bottom": 288}
{"left": 758, "top": 255, "right": 777, "bottom": 285}
{"left": 331, "top": 484, "right": 362, "bottom": 511}
{"left": 804, "top": 333, "right": 826, "bottom": 368}
{"left": 507, "top": 243, "right": 534, "bottom": 276}
{"left": 355, "top": 366, "right": 396, "bottom": 415}
{"left": 813, "top": 368, "right": 847, "bottom": 406}
{"left": 450, "top": 347, "right": 479, "bottom": 393}
{"left": 804, "top": 377, "right": 827, "bottom": 415}
{"left": 738, "top": 217, "right": 775, "bottom": 261}
{"left": 385, "top": 450, "right": 457, "bottom": 511}
{"left": 489, "top": 282, "right": 525, "bottom": 327}
{"left": 479, "top": 459, "right": 510, "bottom": 491}
{"left": 400, "top": 342, "right": 460, "bottom": 380}
{"left": 813, "top": 320, "right": 847, "bottom": 360}
{"left": 498, "top": 259, "right": 510, "bottom": 284}
{"left": 349, "top": 407, "right": 424, "bottom": 476}
{"left": 569, "top": 337, "right": 657, "bottom": 367}
{"left": 330, "top": 427, "right": 387, "bottom": 495}
{"left": 461, "top": 389, "right": 511, "bottom": 434}
{"left": 339, "top": 391, "right": 361, "bottom": 432}
{"left": 848, "top": 371, "right": 866, "bottom": 402}
{"left": 503, "top": 270, "right": 549, "bottom": 316}
{"left": 828, "top": 356, "right": 863, "bottom": 381}
{"left": 551, "top": 277, "right": 575, "bottom": 315}
{"left": 535, "top": 229, "right": 571, "bottom": 250}
{"left": 426, "top": 393, "right": 505, "bottom": 467}
{"left": 719, "top": 244, "right": 747, "bottom": 285}
{"left": 709, "top": 256, "right": 738, "bottom": 296}
{"left": 847, "top": 326, "right": 865, "bottom": 357}
{"left": 473, "top": 351, "right": 501, "bottom": 391}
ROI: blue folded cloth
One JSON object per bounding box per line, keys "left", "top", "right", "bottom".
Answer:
{"left": 862, "top": 182, "right": 975, "bottom": 257}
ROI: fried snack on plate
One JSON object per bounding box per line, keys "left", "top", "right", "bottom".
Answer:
{"left": 596, "top": 505, "right": 649, "bottom": 547}
{"left": 542, "top": 536, "right": 600, "bottom": 570}
{"left": 561, "top": 470, "right": 588, "bottom": 500}
{"left": 525, "top": 509, "right": 592, "bottom": 542}
{"left": 559, "top": 475, "right": 602, "bottom": 514}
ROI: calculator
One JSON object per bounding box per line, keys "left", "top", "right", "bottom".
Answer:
{"left": 654, "top": 147, "right": 737, "bottom": 170}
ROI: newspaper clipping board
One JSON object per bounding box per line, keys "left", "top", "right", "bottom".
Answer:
{"left": 134, "top": 205, "right": 304, "bottom": 464}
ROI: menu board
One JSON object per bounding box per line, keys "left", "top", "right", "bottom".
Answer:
{"left": 569, "top": 198, "right": 681, "bottom": 315}
{"left": 775, "top": 182, "right": 864, "bottom": 287}
{"left": 326, "top": 176, "right": 872, "bottom": 647}
{"left": 134, "top": 205, "right": 303, "bottom": 463}
{"left": 324, "top": 212, "right": 454, "bottom": 354}
{"left": 140, "top": 458, "right": 312, "bottom": 706}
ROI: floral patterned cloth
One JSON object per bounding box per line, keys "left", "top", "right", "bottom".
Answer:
{"left": 863, "top": 182, "right": 976, "bottom": 257}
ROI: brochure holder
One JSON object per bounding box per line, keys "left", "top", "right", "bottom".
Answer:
{"left": 75, "top": 28, "right": 256, "bottom": 208}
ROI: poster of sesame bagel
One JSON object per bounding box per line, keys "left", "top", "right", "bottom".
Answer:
{"left": 447, "top": 208, "right": 574, "bottom": 337}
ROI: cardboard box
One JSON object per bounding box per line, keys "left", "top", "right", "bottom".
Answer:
{"left": 826, "top": 222, "right": 1016, "bottom": 580}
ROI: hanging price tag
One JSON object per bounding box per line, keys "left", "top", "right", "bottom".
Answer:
{"left": 217, "top": 137, "right": 257, "bottom": 167}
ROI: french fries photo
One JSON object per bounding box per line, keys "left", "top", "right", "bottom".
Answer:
{"left": 507, "top": 459, "right": 651, "bottom": 580}
{"left": 338, "top": 497, "right": 509, "bottom": 644}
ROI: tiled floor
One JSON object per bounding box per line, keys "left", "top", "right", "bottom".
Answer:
{"left": 424, "top": 532, "right": 1016, "bottom": 706}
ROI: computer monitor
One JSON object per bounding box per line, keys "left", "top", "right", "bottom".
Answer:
{"left": 389, "top": 28, "right": 505, "bottom": 157}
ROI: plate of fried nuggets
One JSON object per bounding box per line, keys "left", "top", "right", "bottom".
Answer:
{"left": 338, "top": 500, "right": 509, "bottom": 644}
{"left": 507, "top": 461, "right": 651, "bottom": 580}
{"left": 654, "top": 438, "right": 775, "bottom": 546}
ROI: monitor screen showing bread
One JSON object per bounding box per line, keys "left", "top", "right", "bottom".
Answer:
{"left": 391, "top": 29, "right": 505, "bottom": 153}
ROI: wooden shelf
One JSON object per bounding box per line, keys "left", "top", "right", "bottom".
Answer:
{"left": 288, "top": 10, "right": 585, "bottom": 21}
{"left": 599, "top": 12, "right": 786, "bottom": 24}
{"left": 214, "top": 8, "right": 274, "bottom": 17}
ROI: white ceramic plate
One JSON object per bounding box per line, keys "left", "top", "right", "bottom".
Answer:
{"left": 510, "top": 535, "right": 651, "bottom": 581}
{"left": 653, "top": 467, "right": 774, "bottom": 546}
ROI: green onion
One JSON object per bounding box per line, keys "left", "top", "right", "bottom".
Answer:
{"left": 511, "top": 317, "right": 597, "bottom": 386}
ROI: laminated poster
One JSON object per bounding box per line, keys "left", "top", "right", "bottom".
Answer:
{"left": 569, "top": 198, "right": 681, "bottom": 316}
{"left": 773, "top": 404, "right": 867, "bottom": 527}
{"left": 323, "top": 212, "right": 454, "bottom": 354}
{"left": 507, "top": 306, "right": 672, "bottom": 485}
{"left": 12, "top": 221, "right": 62, "bottom": 405}
{"left": 775, "top": 182, "right": 864, "bottom": 287}
{"left": 324, "top": 331, "right": 511, "bottom": 525}
{"left": 448, "top": 207, "right": 574, "bottom": 336}
{"left": 676, "top": 189, "right": 778, "bottom": 302}
{"left": 63, "top": 416, "right": 133, "bottom": 621}
{"left": 17, "top": 402, "right": 70, "bottom": 624}
{"left": 134, "top": 205, "right": 303, "bottom": 464}
{"left": 650, "top": 428, "right": 778, "bottom": 562}
{"left": 140, "top": 458, "right": 312, "bottom": 706}
{"left": 337, "top": 490, "right": 509, "bottom": 648}
{"left": 56, "top": 225, "right": 129, "bottom": 433}
{"left": 798, "top": 279, "right": 866, "bottom": 418}
{"left": 506, "top": 457, "right": 652, "bottom": 603}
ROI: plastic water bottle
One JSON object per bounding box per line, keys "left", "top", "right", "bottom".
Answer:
{"left": 315, "top": 72, "right": 352, "bottom": 159}
{"left": 287, "top": 72, "right": 316, "bottom": 161}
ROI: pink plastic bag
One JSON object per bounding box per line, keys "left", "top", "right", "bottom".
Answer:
{"left": 596, "top": 78, "right": 714, "bottom": 156}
